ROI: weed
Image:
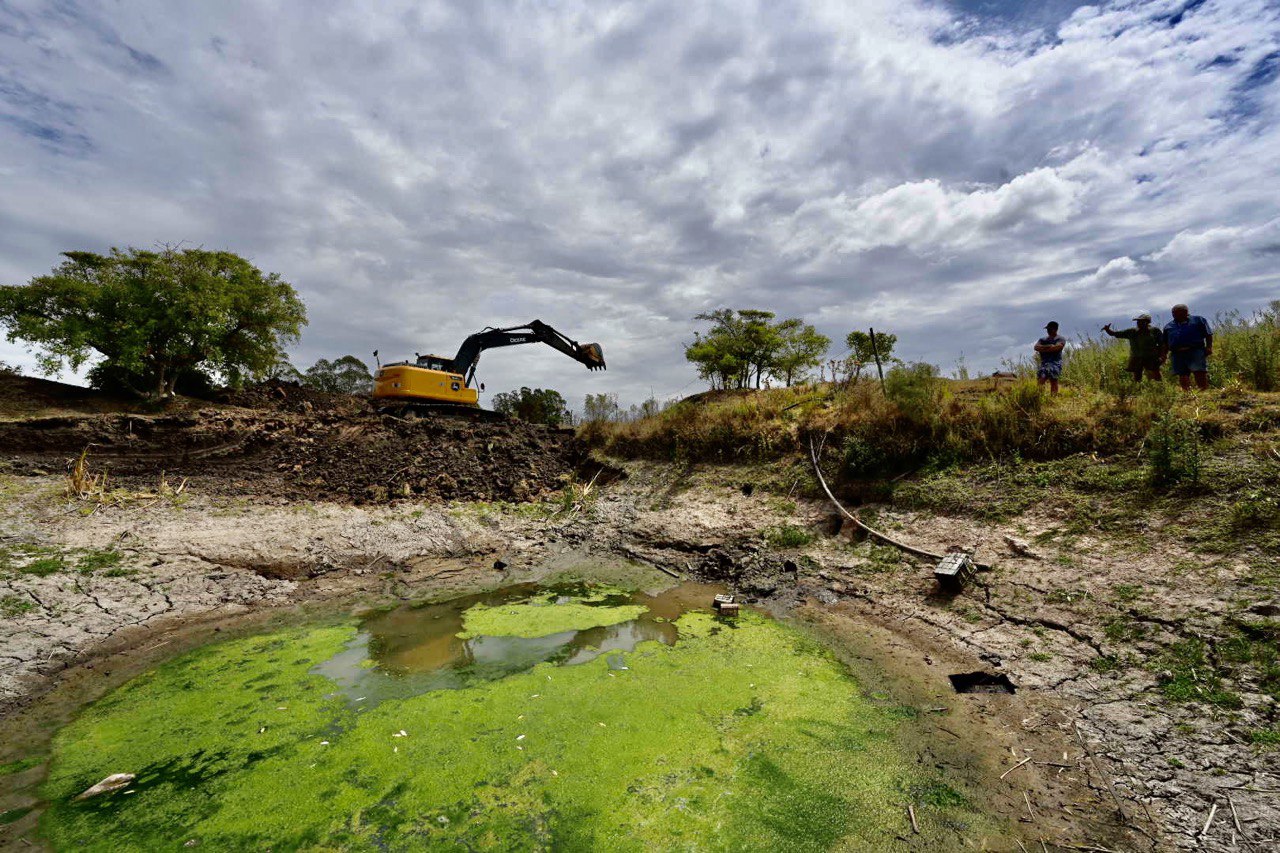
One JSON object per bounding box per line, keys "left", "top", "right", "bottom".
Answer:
{"left": 1246, "top": 726, "right": 1280, "bottom": 747}
{"left": 24, "top": 556, "right": 64, "bottom": 576}
{"left": 763, "top": 525, "right": 814, "bottom": 548}
{"left": 1088, "top": 655, "right": 1122, "bottom": 673}
{"left": 1153, "top": 640, "right": 1242, "bottom": 709}
{"left": 1230, "top": 490, "right": 1280, "bottom": 530}
{"left": 1146, "top": 409, "right": 1201, "bottom": 486}
{"left": 1, "top": 595, "right": 36, "bottom": 618}
{"left": 1103, "top": 615, "right": 1147, "bottom": 643}
{"left": 76, "top": 549, "right": 123, "bottom": 574}
{"left": 1046, "top": 588, "right": 1089, "bottom": 605}
{"left": 1028, "top": 652, "right": 1052, "bottom": 662}
{"left": 1111, "top": 584, "right": 1144, "bottom": 603}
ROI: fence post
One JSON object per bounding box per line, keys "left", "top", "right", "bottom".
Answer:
{"left": 869, "top": 328, "right": 886, "bottom": 392}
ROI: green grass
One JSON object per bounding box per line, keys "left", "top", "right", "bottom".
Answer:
{"left": 1, "top": 594, "right": 36, "bottom": 618}
{"left": 1153, "top": 640, "right": 1243, "bottom": 709}
{"left": 40, "top": 598, "right": 978, "bottom": 851}
{"left": 762, "top": 524, "right": 814, "bottom": 548}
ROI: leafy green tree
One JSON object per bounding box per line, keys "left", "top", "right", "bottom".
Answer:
{"left": 492, "top": 387, "right": 569, "bottom": 426}
{"left": 0, "top": 247, "right": 306, "bottom": 397}
{"left": 845, "top": 330, "right": 899, "bottom": 380}
{"left": 772, "top": 319, "right": 830, "bottom": 386}
{"left": 303, "top": 356, "right": 373, "bottom": 394}
{"left": 685, "top": 309, "right": 786, "bottom": 389}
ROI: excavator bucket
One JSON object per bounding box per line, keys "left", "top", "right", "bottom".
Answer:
{"left": 578, "top": 342, "right": 606, "bottom": 370}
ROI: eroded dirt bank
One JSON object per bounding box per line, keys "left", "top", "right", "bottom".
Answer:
{"left": 1, "top": 459, "right": 1276, "bottom": 850}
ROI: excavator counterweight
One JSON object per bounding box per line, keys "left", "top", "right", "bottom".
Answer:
{"left": 373, "top": 319, "right": 605, "bottom": 414}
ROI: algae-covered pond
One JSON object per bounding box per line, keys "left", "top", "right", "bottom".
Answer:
{"left": 38, "top": 581, "right": 977, "bottom": 850}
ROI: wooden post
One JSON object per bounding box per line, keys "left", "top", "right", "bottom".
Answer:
{"left": 869, "top": 328, "right": 886, "bottom": 392}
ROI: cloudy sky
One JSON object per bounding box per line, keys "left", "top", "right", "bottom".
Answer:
{"left": 2, "top": 0, "right": 1278, "bottom": 407}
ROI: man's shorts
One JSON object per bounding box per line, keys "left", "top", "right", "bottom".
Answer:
{"left": 1037, "top": 360, "right": 1062, "bottom": 380}
{"left": 1127, "top": 357, "right": 1162, "bottom": 374}
{"left": 1170, "top": 349, "right": 1208, "bottom": 376}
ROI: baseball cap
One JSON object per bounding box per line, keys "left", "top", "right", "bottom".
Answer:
{"left": 1132, "top": 312, "right": 1152, "bottom": 321}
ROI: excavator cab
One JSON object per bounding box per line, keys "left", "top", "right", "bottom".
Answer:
{"left": 373, "top": 320, "right": 605, "bottom": 414}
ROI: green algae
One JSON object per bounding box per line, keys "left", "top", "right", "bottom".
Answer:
{"left": 457, "top": 588, "right": 647, "bottom": 639}
{"left": 42, "top": 592, "right": 966, "bottom": 851}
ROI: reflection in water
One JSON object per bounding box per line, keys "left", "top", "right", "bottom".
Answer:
{"left": 312, "top": 581, "right": 724, "bottom": 708}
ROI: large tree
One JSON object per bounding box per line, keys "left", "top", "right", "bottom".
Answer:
{"left": 685, "top": 309, "right": 785, "bottom": 390}
{"left": 492, "top": 386, "right": 569, "bottom": 426}
{"left": 0, "top": 247, "right": 307, "bottom": 397}
{"left": 304, "top": 356, "right": 373, "bottom": 395}
{"left": 685, "top": 309, "right": 826, "bottom": 389}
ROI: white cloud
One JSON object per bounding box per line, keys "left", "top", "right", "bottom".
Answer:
{"left": 1, "top": 0, "right": 1279, "bottom": 403}
{"left": 1074, "top": 256, "right": 1150, "bottom": 290}
{"left": 1147, "top": 218, "right": 1280, "bottom": 263}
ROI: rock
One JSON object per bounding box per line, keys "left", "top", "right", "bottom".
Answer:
{"left": 815, "top": 588, "right": 838, "bottom": 605}
{"left": 75, "top": 773, "right": 135, "bottom": 800}
{"left": 1002, "top": 535, "right": 1041, "bottom": 559}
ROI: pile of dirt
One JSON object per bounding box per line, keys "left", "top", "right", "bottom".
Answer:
{"left": 0, "top": 409, "right": 588, "bottom": 504}
{"left": 218, "top": 380, "right": 369, "bottom": 416}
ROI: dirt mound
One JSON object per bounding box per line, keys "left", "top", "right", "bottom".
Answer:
{"left": 218, "top": 380, "right": 368, "bottom": 416}
{"left": 0, "top": 409, "right": 587, "bottom": 504}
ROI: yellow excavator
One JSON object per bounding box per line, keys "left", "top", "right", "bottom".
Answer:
{"left": 372, "top": 319, "right": 605, "bottom": 416}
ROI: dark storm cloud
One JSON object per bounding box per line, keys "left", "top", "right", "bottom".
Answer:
{"left": 1, "top": 0, "right": 1278, "bottom": 406}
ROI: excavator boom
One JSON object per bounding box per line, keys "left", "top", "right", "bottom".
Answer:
{"left": 373, "top": 319, "right": 605, "bottom": 412}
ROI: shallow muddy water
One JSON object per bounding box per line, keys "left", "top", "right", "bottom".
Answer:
{"left": 32, "top": 580, "right": 982, "bottom": 851}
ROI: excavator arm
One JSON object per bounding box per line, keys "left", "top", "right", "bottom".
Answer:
{"left": 447, "top": 320, "right": 606, "bottom": 386}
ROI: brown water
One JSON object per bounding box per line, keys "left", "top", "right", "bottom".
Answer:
{"left": 312, "top": 581, "right": 726, "bottom": 708}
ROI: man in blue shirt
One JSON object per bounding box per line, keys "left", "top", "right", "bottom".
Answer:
{"left": 1034, "top": 321, "right": 1066, "bottom": 395}
{"left": 1164, "top": 304, "right": 1213, "bottom": 390}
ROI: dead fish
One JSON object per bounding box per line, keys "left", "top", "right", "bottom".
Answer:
{"left": 75, "top": 773, "right": 136, "bottom": 800}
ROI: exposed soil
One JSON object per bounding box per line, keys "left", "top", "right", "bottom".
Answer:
{"left": 0, "top": 395, "right": 590, "bottom": 506}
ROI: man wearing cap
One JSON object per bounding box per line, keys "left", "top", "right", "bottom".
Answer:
{"left": 1034, "top": 321, "right": 1066, "bottom": 395}
{"left": 1164, "top": 304, "right": 1213, "bottom": 390}
{"left": 1103, "top": 312, "right": 1165, "bottom": 382}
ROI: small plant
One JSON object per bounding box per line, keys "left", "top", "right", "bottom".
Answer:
{"left": 1111, "top": 584, "right": 1144, "bottom": 603}
{"left": 763, "top": 525, "right": 814, "bottom": 548}
{"left": 1, "top": 595, "right": 36, "bottom": 618}
{"left": 1104, "top": 615, "right": 1147, "bottom": 643}
{"left": 1028, "top": 651, "right": 1053, "bottom": 662}
{"left": 1246, "top": 726, "right": 1280, "bottom": 747}
{"left": 1088, "top": 655, "right": 1122, "bottom": 673}
{"left": 1154, "top": 639, "right": 1243, "bottom": 708}
{"left": 1231, "top": 490, "right": 1279, "bottom": 530}
{"left": 1145, "top": 409, "right": 1201, "bottom": 486}
{"left": 76, "top": 549, "right": 123, "bottom": 574}
{"left": 66, "top": 448, "right": 108, "bottom": 500}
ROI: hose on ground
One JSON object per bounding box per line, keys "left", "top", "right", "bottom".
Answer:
{"left": 807, "top": 433, "right": 990, "bottom": 570}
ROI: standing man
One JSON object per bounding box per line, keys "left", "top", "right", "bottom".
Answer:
{"left": 1103, "top": 312, "right": 1165, "bottom": 382}
{"left": 1164, "top": 304, "right": 1213, "bottom": 390}
{"left": 1034, "top": 321, "right": 1066, "bottom": 395}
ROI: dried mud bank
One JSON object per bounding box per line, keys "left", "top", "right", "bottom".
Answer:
{"left": 0, "top": 460, "right": 1273, "bottom": 850}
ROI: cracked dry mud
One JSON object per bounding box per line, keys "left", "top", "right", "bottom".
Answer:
{"left": 1, "top": 460, "right": 1277, "bottom": 851}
